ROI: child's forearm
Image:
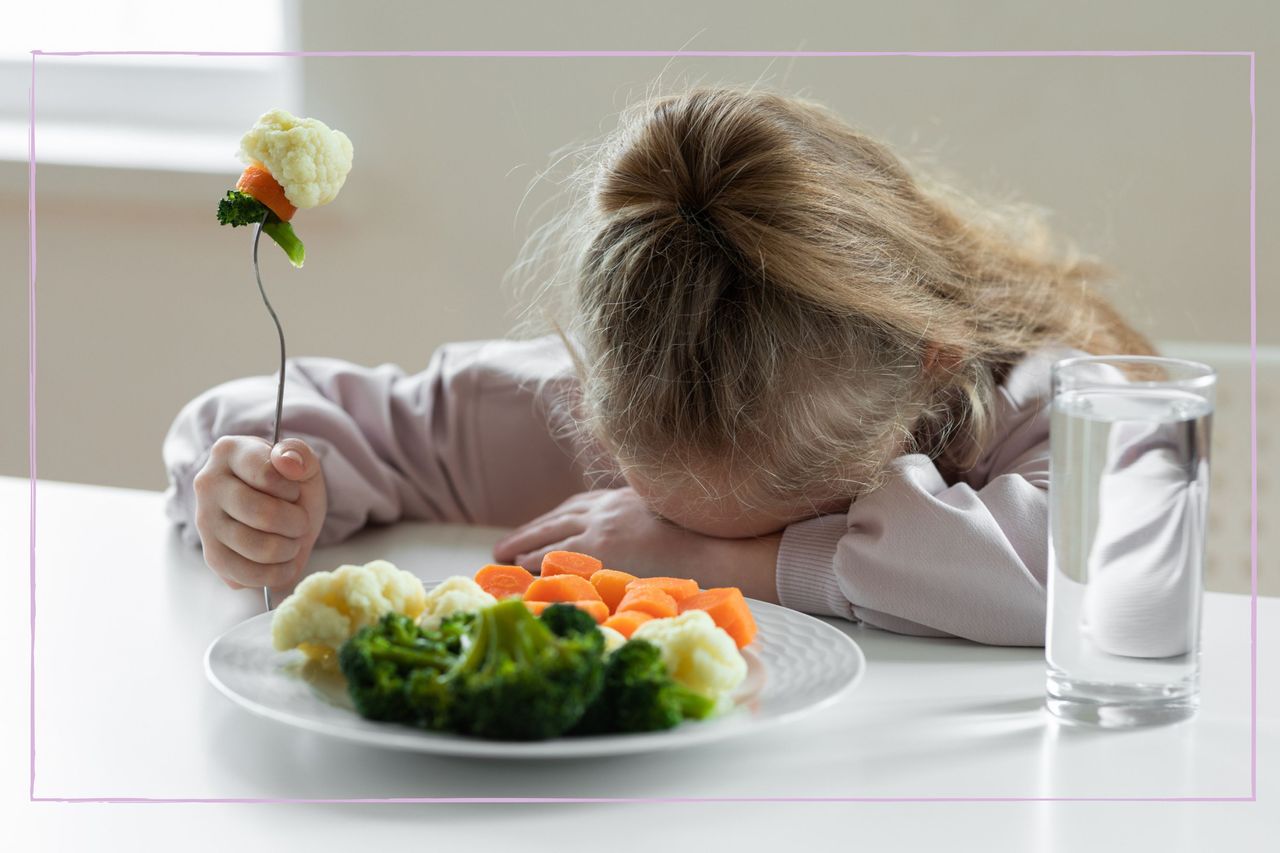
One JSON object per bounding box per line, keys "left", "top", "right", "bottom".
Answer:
{"left": 696, "top": 532, "right": 783, "bottom": 605}
{"left": 163, "top": 335, "right": 606, "bottom": 548}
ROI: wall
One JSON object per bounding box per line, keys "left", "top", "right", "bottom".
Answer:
{"left": 2, "top": 1, "right": 1273, "bottom": 585}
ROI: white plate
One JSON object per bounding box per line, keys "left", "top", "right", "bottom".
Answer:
{"left": 204, "top": 599, "right": 865, "bottom": 758}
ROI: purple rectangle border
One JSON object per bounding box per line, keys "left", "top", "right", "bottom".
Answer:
{"left": 26, "top": 48, "right": 1259, "bottom": 805}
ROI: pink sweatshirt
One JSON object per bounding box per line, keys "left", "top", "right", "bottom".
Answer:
{"left": 163, "top": 335, "right": 1079, "bottom": 646}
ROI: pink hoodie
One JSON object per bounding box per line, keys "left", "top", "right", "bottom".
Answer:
{"left": 163, "top": 335, "right": 1079, "bottom": 646}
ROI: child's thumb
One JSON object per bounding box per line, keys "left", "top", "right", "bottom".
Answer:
{"left": 270, "top": 438, "right": 321, "bottom": 483}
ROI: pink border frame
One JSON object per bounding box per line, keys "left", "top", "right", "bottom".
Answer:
{"left": 26, "top": 48, "right": 1259, "bottom": 805}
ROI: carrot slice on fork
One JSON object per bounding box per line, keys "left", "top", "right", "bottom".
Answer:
{"left": 236, "top": 163, "right": 297, "bottom": 222}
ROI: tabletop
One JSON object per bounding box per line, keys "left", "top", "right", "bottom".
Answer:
{"left": 1, "top": 476, "right": 1274, "bottom": 849}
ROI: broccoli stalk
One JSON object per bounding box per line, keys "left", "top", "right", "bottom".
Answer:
{"left": 216, "top": 190, "right": 306, "bottom": 268}
{"left": 572, "top": 639, "right": 716, "bottom": 736}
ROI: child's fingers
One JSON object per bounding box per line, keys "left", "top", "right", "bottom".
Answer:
{"left": 492, "top": 492, "right": 600, "bottom": 557}
{"left": 214, "top": 510, "right": 304, "bottom": 565}
{"left": 218, "top": 479, "right": 311, "bottom": 538}
{"left": 493, "top": 515, "right": 587, "bottom": 565}
{"left": 218, "top": 437, "right": 301, "bottom": 502}
{"left": 203, "top": 535, "right": 299, "bottom": 589}
{"left": 505, "top": 492, "right": 599, "bottom": 535}
{"left": 270, "top": 438, "right": 322, "bottom": 484}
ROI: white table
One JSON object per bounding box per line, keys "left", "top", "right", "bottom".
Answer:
{"left": 2, "top": 476, "right": 1275, "bottom": 848}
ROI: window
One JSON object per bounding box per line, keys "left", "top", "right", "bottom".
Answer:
{"left": 1, "top": 0, "right": 300, "bottom": 172}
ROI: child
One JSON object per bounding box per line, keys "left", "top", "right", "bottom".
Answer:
{"left": 163, "top": 84, "right": 1154, "bottom": 646}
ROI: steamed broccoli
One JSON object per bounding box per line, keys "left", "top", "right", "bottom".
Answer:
{"left": 337, "top": 612, "right": 457, "bottom": 723}
{"left": 404, "top": 598, "right": 605, "bottom": 740}
{"left": 216, "top": 190, "right": 269, "bottom": 227}
{"left": 539, "top": 602, "right": 606, "bottom": 654}
{"left": 572, "top": 639, "right": 717, "bottom": 736}
{"left": 216, "top": 190, "right": 307, "bottom": 267}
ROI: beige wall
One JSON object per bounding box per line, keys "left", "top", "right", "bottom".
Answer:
{"left": 2, "top": 0, "right": 1273, "bottom": 499}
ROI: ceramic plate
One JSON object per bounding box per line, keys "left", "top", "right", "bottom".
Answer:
{"left": 205, "top": 598, "right": 865, "bottom": 758}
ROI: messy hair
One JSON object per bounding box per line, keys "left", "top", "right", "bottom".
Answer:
{"left": 509, "top": 83, "right": 1155, "bottom": 511}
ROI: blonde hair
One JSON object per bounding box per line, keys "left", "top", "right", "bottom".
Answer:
{"left": 510, "top": 84, "right": 1155, "bottom": 511}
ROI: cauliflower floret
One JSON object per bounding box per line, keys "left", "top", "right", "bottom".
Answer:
{"left": 271, "top": 559, "right": 426, "bottom": 655}
{"left": 631, "top": 610, "right": 747, "bottom": 701}
{"left": 417, "top": 576, "right": 497, "bottom": 631}
{"left": 238, "top": 108, "right": 353, "bottom": 209}
{"left": 598, "top": 625, "right": 627, "bottom": 655}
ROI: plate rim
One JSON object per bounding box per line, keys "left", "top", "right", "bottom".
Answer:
{"left": 203, "top": 599, "right": 866, "bottom": 759}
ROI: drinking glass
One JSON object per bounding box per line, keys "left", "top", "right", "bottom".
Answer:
{"left": 1045, "top": 356, "right": 1215, "bottom": 727}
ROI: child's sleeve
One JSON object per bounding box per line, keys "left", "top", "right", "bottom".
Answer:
{"left": 775, "top": 447, "right": 1050, "bottom": 646}
{"left": 162, "top": 336, "right": 607, "bottom": 550}
{"left": 774, "top": 350, "right": 1068, "bottom": 647}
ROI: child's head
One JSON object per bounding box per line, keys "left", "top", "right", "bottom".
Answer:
{"left": 516, "top": 84, "right": 1153, "bottom": 536}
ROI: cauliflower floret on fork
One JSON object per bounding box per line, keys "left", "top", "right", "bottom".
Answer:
{"left": 238, "top": 108, "right": 354, "bottom": 210}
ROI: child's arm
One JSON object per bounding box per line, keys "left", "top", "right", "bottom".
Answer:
{"left": 163, "top": 335, "right": 604, "bottom": 550}
{"left": 774, "top": 349, "right": 1072, "bottom": 647}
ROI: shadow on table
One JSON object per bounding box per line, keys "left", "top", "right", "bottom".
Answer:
{"left": 204, "top": 701, "right": 760, "bottom": 802}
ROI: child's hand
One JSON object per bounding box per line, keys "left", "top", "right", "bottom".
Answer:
{"left": 492, "top": 488, "right": 782, "bottom": 603}
{"left": 192, "top": 435, "right": 327, "bottom": 593}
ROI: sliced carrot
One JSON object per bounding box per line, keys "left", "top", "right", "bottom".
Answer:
{"left": 615, "top": 586, "right": 678, "bottom": 620}
{"left": 678, "top": 587, "right": 758, "bottom": 648}
{"left": 526, "top": 599, "right": 607, "bottom": 623}
{"left": 569, "top": 600, "right": 610, "bottom": 624}
{"left": 541, "top": 550, "right": 604, "bottom": 581}
{"left": 474, "top": 564, "right": 535, "bottom": 600}
{"left": 625, "top": 576, "right": 700, "bottom": 603}
{"left": 523, "top": 573, "right": 602, "bottom": 603}
{"left": 602, "top": 610, "right": 655, "bottom": 639}
{"left": 235, "top": 163, "right": 297, "bottom": 222}
{"left": 590, "top": 569, "right": 638, "bottom": 614}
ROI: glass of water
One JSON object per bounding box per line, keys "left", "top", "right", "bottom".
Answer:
{"left": 1045, "top": 355, "right": 1215, "bottom": 727}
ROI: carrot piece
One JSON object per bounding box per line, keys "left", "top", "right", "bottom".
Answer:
{"left": 602, "top": 610, "right": 655, "bottom": 639}
{"left": 541, "top": 550, "right": 604, "bottom": 581}
{"left": 235, "top": 163, "right": 297, "bottom": 222}
{"left": 474, "top": 564, "right": 535, "bottom": 600}
{"left": 526, "top": 599, "right": 607, "bottom": 623}
{"left": 569, "top": 600, "right": 610, "bottom": 624}
{"left": 523, "top": 573, "right": 602, "bottom": 603}
{"left": 590, "top": 569, "right": 638, "bottom": 613}
{"left": 678, "top": 587, "right": 758, "bottom": 648}
{"left": 615, "top": 586, "right": 678, "bottom": 620}
{"left": 625, "top": 576, "right": 700, "bottom": 603}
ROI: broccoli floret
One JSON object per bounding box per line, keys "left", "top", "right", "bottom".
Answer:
{"left": 216, "top": 190, "right": 307, "bottom": 267}
{"left": 540, "top": 603, "right": 605, "bottom": 654}
{"left": 216, "top": 190, "right": 269, "bottom": 227}
{"left": 408, "top": 598, "right": 605, "bottom": 740}
{"left": 337, "top": 613, "right": 457, "bottom": 723}
{"left": 437, "top": 611, "right": 476, "bottom": 653}
{"left": 572, "top": 639, "right": 716, "bottom": 736}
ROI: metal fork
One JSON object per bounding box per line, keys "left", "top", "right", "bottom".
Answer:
{"left": 252, "top": 212, "right": 287, "bottom": 612}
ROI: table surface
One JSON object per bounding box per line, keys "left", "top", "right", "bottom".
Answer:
{"left": 2, "top": 476, "right": 1274, "bottom": 849}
